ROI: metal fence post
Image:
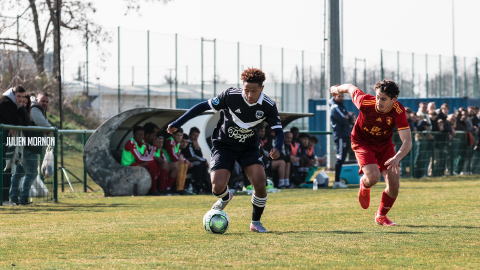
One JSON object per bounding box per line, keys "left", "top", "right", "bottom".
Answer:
{"left": 86, "top": 23, "right": 89, "bottom": 96}
{"left": 412, "top": 53, "right": 414, "bottom": 97}
{"left": 354, "top": 57, "right": 357, "bottom": 86}
{"left": 281, "top": 47, "right": 284, "bottom": 111}
{"left": 0, "top": 125, "right": 3, "bottom": 204}
{"left": 302, "top": 50, "right": 305, "bottom": 129}
{"left": 450, "top": 138, "right": 454, "bottom": 176}
{"left": 464, "top": 57, "right": 468, "bottom": 96}
{"left": 439, "top": 55, "right": 442, "bottom": 97}
{"left": 260, "top": 45, "right": 262, "bottom": 70}
{"left": 83, "top": 131, "right": 87, "bottom": 193}
{"left": 397, "top": 51, "right": 400, "bottom": 84}
{"left": 476, "top": 57, "right": 479, "bottom": 97}
{"left": 426, "top": 54, "right": 429, "bottom": 98}
{"left": 213, "top": 38, "right": 216, "bottom": 97}
{"left": 53, "top": 128, "right": 58, "bottom": 202}
{"left": 237, "top": 42, "right": 240, "bottom": 88}
{"left": 175, "top": 33, "right": 178, "bottom": 106}
{"left": 147, "top": 30, "right": 150, "bottom": 107}
{"left": 380, "top": 49, "right": 384, "bottom": 79}
{"left": 410, "top": 133, "right": 415, "bottom": 178}
{"left": 117, "top": 26, "right": 121, "bottom": 113}
{"left": 468, "top": 143, "right": 471, "bottom": 174}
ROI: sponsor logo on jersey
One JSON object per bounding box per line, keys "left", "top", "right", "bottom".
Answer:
{"left": 386, "top": 117, "right": 392, "bottom": 125}
{"left": 228, "top": 126, "right": 254, "bottom": 143}
{"left": 256, "top": 110, "right": 264, "bottom": 119}
{"left": 212, "top": 97, "right": 220, "bottom": 105}
{"left": 235, "top": 108, "right": 241, "bottom": 114}
{"left": 363, "top": 126, "right": 387, "bottom": 136}
{"left": 376, "top": 118, "right": 382, "bottom": 122}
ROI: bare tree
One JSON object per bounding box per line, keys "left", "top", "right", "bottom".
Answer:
{"left": 0, "top": 0, "right": 173, "bottom": 78}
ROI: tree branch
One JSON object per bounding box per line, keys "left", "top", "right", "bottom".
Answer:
{"left": 42, "top": 19, "right": 52, "bottom": 45}
{"left": 0, "top": 38, "right": 37, "bottom": 58}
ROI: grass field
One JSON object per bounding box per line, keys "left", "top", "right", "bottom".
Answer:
{"left": 1, "top": 176, "right": 480, "bottom": 269}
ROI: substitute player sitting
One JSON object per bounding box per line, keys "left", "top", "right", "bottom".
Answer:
{"left": 167, "top": 68, "right": 284, "bottom": 232}
{"left": 331, "top": 80, "right": 412, "bottom": 226}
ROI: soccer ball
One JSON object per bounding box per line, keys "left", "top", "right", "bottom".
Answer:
{"left": 203, "top": 209, "right": 230, "bottom": 234}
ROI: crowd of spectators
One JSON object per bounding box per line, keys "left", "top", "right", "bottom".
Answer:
{"left": 0, "top": 86, "right": 52, "bottom": 205}
{"left": 397, "top": 102, "right": 480, "bottom": 177}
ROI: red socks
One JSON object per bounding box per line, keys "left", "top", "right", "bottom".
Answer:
{"left": 157, "top": 169, "right": 169, "bottom": 192}
{"left": 378, "top": 191, "right": 396, "bottom": 216}
{"left": 167, "top": 176, "right": 176, "bottom": 190}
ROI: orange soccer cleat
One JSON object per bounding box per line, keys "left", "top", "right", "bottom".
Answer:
{"left": 358, "top": 178, "right": 370, "bottom": 209}
{"left": 375, "top": 212, "right": 397, "bottom": 226}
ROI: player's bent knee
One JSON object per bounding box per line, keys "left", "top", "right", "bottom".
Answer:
{"left": 365, "top": 170, "right": 381, "bottom": 184}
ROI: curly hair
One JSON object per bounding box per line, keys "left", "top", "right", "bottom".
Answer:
{"left": 240, "top": 67, "right": 266, "bottom": 86}
{"left": 374, "top": 79, "right": 399, "bottom": 99}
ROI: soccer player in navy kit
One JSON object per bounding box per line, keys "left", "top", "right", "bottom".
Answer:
{"left": 167, "top": 68, "right": 284, "bottom": 232}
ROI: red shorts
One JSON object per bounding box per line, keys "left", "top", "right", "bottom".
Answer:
{"left": 351, "top": 142, "right": 396, "bottom": 174}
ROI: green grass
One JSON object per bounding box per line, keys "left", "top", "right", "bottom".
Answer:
{"left": 1, "top": 176, "right": 480, "bottom": 269}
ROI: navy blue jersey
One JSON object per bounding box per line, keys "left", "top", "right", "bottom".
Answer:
{"left": 208, "top": 88, "right": 282, "bottom": 148}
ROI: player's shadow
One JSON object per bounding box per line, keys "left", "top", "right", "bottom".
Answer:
{"left": 406, "top": 225, "right": 480, "bottom": 229}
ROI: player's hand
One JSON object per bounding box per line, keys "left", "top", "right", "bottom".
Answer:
{"left": 290, "top": 155, "right": 300, "bottom": 163}
{"left": 270, "top": 148, "right": 280, "bottom": 160}
{"left": 8, "top": 129, "right": 16, "bottom": 137}
{"left": 166, "top": 125, "right": 177, "bottom": 134}
{"left": 384, "top": 156, "right": 400, "bottom": 173}
{"left": 187, "top": 161, "right": 193, "bottom": 168}
{"left": 330, "top": 85, "right": 340, "bottom": 96}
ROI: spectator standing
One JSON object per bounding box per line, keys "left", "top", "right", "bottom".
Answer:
{"left": 329, "top": 92, "right": 353, "bottom": 188}
{"left": 453, "top": 111, "right": 469, "bottom": 175}
{"left": 0, "top": 86, "right": 30, "bottom": 203}
{"left": 10, "top": 92, "right": 51, "bottom": 204}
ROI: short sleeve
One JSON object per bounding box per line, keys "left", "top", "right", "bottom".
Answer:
{"left": 396, "top": 111, "right": 410, "bottom": 131}
{"left": 351, "top": 88, "right": 373, "bottom": 110}
{"left": 266, "top": 104, "right": 282, "bottom": 130}
{"left": 208, "top": 89, "right": 229, "bottom": 112}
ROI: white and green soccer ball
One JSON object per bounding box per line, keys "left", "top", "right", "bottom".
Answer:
{"left": 203, "top": 209, "right": 230, "bottom": 234}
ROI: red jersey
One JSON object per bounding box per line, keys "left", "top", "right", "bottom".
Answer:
{"left": 351, "top": 88, "right": 409, "bottom": 146}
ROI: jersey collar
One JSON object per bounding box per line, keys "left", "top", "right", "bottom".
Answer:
{"left": 241, "top": 91, "right": 264, "bottom": 107}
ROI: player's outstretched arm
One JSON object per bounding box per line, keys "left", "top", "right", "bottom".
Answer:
{"left": 167, "top": 101, "right": 211, "bottom": 134}
{"left": 330, "top": 84, "right": 359, "bottom": 97}
{"left": 384, "top": 129, "right": 412, "bottom": 172}
{"left": 269, "top": 129, "right": 284, "bottom": 160}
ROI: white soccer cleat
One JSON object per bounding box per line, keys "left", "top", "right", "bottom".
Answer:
{"left": 211, "top": 191, "right": 233, "bottom": 211}
{"left": 332, "top": 181, "right": 348, "bottom": 188}
{"left": 250, "top": 221, "right": 269, "bottom": 233}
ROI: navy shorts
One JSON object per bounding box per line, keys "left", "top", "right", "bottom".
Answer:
{"left": 210, "top": 143, "right": 264, "bottom": 173}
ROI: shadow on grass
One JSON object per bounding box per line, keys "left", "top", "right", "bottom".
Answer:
{"left": 4, "top": 203, "right": 137, "bottom": 213}
{"left": 271, "top": 230, "right": 421, "bottom": 235}
{"left": 406, "top": 225, "right": 480, "bottom": 229}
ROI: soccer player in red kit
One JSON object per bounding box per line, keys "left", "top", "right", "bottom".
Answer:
{"left": 331, "top": 80, "right": 412, "bottom": 226}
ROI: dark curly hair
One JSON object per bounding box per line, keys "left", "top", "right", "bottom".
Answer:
{"left": 240, "top": 67, "right": 266, "bottom": 86}
{"left": 374, "top": 79, "right": 400, "bottom": 99}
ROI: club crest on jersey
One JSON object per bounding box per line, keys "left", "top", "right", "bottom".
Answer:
{"left": 212, "top": 97, "right": 220, "bottom": 105}
{"left": 386, "top": 117, "right": 392, "bottom": 125}
{"left": 256, "top": 110, "right": 264, "bottom": 119}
